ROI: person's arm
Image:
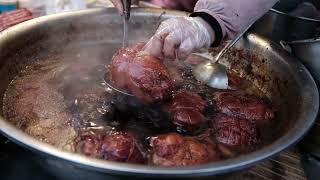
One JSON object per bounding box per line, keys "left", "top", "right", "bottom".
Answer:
{"left": 193, "top": 0, "right": 279, "bottom": 44}
{"left": 144, "top": 0, "right": 278, "bottom": 59}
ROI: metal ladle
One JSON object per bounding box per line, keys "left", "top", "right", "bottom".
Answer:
{"left": 122, "top": 0, "right": 131, "bottom": 20}
{"left": 193, "top": 23, "right": 254, "bottom": 89}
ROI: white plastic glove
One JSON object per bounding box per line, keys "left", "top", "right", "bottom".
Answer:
{"left": 143, "top": 17, "right": 215, "bottom": 60}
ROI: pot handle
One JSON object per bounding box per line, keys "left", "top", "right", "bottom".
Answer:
{"left": 280, "top": 40, "right": 292, "bottom": 53}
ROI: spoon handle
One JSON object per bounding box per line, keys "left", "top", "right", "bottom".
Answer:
{"left": 123, "top": 0, "right": 131, "bottom": 20}
{"left": 214, "top": 22, "right": 255, "bottom": 62}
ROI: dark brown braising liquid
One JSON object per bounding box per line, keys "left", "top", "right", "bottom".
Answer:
{"left": 2, "top": 45, "right": 275, "bottom": 164}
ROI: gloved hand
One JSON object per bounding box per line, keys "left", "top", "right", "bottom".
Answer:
{"left": 143, "top": 17, "right": 215, "bottom": 60}
{"left": 144, "top": 0, "right": 278, "bottom": 60}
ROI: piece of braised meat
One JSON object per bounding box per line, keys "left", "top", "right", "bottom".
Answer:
{"left": 164, "top": 60, "right": 185, "bottom": 88}
{"left": 166, "top": 91, "right": 207, "bottom": 127}
{"left": 227, "top": 73, "right": 244, "bottom": 90}
{"left": 212, "top": 114, "right": 260, "bottom": 154}
{"left": 100, "top": 132, "right": 146, "bottom": 163}
{"left": 109, "top": 43, "right": 172, "bottom": 104}
{"left": 150, "top": 133, "right": 219, "bottom": 166}
{"left": 213, "top": 91, "right": 274, "bottom": 124}
{"left": 167, "top": 66, "right": 184, "bottom": 88}
{"left": 75, "top": 131, "right": 147, "bottom": 164}
{"left": 75, "top": 131, "right": 102, "bottom": 158}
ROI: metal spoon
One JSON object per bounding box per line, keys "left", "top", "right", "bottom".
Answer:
{"left": 122, "top": 0, "right": 131, "bottom": 20}
{"left": 122, "top": 0, "right": 131, "bottom": 47}
{"left": 105, "top": 0, "right": 135, "bottom": 96}
{"left": 193, "top": 22, "right": 254, "bottom": 89}
{"left": 103, "top": 76, "right": 135, "bottom": 96}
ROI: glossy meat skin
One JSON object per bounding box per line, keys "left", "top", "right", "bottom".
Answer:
{"left": 75, "top": 131, "right": 146, "bottom": 164}
{"left": 109, "top": 43, "right": 172, "bottom": 104}
{"left": 166, "top": 66, "right": 184, "bottom": 88}
{"left": 150, "top": 133, "right": 219, "bottom": 166}
{"left": 75, "top": 131, "right": 102, "bottom": 158}
{"left": 167, "top": 91, "right": 207, "bottom": 126}
{"left": 213, "top": 91, "right": 274, "bottom": 124}
{"left": 227, "top": 73, "right": 244, "bottom": 90}
{"left": 100, "top": 132, "right": 146, "bottom": 163}
{"left": 163, "top": 60, "right": 185, "bottom": 88}
{"left": 212, "top": 114, "right": 260, "bottom": 152}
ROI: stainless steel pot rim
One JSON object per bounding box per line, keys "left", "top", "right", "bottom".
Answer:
{"left": 285, "top": 37, "right": 320, "bottom": 44}
{"left": 270, "top": 8, "right": 320, "bottom": 22}
{"left": 0, "top": 9, "right": 318, "bottom": 177}
{"left": 0, "top": 113, "right": 317, "bottom": 177}
{"left": 0, "top": 7, "right": 188, "bottom": 37}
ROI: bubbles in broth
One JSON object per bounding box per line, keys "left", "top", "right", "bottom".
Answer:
{"left": 2, "top": 44, "right": 276, "bottom": 165}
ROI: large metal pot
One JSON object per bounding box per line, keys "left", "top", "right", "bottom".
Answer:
{"left": 280, "top": 38, "right": 320, "bottom": 84}
{"left": 252, "top": 8, "right": 320, "bottom": 43}
{"left": 280, "top": 38, "right": 320, "bottom": 158}
{"left": 0, "top": 8, "right": 318, "bottom": 179}
{"left": 252, "top": 0, "right": 320, "bottom": 43}
{"left": 251, "top": 0, "right": 320, "bottom": 83}
{"left": 252, "top": 0, "right": 320, "bottom": 163}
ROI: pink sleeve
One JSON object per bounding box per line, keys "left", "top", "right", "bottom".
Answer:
{"left": 194, "top": 0, "right": 279, "bottom": 39}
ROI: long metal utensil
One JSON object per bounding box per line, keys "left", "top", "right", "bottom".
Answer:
{"left": 193, "top": 22, "right": 255, "bottom": 89}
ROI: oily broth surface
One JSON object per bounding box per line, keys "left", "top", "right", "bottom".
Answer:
{"left": 2, "top": 45, "right": 275, "bottom": 160}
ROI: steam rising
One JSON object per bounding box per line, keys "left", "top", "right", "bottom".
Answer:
{"left": 1, "top": 11, "right": 167, "bottom": 150}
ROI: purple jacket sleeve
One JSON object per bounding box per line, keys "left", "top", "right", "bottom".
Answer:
{"left": 194, "top": 0, "right": 279, "bottom": 39}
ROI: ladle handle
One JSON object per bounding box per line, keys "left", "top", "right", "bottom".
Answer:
{"left": 214, "top": 22, "right": 255, "bottom": 62}
{"left": 123, "top": 0, "right": 131, "bottom": 20}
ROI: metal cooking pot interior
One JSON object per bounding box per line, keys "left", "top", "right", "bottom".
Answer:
{"left": 0, "top": 8, "right": 318, "bottom": 177}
